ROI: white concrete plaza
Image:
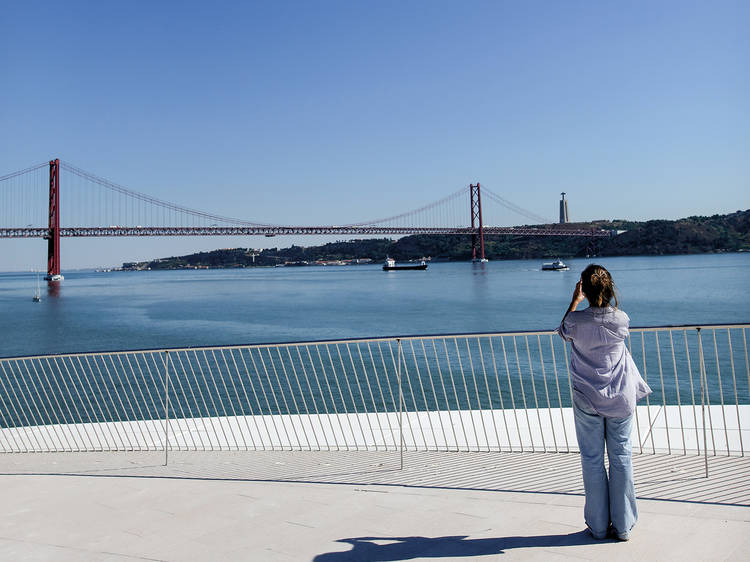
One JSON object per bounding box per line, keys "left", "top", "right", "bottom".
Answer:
{"left": 1, "top": 449, "right": 748, "bottom": 561}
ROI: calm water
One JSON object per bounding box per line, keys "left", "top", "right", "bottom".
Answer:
{"left": 1, "top": 253, "right": 749, "bottom": 358}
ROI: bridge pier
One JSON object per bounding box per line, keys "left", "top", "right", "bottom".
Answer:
{"left": 44, "top": 159, "right": 62, "bottom": 281}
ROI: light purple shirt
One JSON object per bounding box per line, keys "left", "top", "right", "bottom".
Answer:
{"left": 558, "top": 306, "right": 652, "bottom": 418}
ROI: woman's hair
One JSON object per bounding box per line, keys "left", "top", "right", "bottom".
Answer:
{"left": 580, "top": 264, "right": 618, "bottom": 308}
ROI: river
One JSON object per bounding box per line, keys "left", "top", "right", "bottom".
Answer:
{"left": 1, "top": 253, "right": 749, "bottom": 358}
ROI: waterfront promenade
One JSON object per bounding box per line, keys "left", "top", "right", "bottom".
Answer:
{"left": 2, "top": 324, "right": 748, "bottom": 559}
{"left": 2, "top": 449, "right": 748, "bottom": 561}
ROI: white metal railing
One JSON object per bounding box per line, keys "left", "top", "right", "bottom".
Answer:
{"left": 0, "top": 325, "right": 747, "bottom": 460}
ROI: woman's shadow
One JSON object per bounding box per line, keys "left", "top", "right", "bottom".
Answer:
{"left": 313, "top": 530, "right": 609, "bottom": 561}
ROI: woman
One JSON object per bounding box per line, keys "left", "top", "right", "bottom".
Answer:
{"left": 558, "top": 264, "right": 651, "bottom": 541}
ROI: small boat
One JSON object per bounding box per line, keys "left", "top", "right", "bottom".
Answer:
{"left": 383, "top": 257, "right": 428, "bottom": 271}
{"left": 542, "top": 259, "right": 569, "bottom": 271}
{"left": 32, "top": 272, "right": 41, "bottom": 302}
{"left": 44, "top": 273, "right": 64, "bottom": 281}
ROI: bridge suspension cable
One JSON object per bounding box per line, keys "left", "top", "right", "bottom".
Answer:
{"left": 346, "top": 187, "right": 467, "bottom": 228}
{"left": 0, "top": 162, "right": 48, "bottom": 182}
{"left": 481, "top": 186, "right": 553, "bottom": 225}
{"left": 60, "top": 161, "right": 276, "bottom": 228}
{"left": 0, "top": 162, "right": 49, "bottom": 229}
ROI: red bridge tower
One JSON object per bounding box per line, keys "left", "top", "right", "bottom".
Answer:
{"left": 469, "top": 183, "right": 486, "bottom": 262}
{"left": 44, "top": 159, "right": 62, "bottom": 280}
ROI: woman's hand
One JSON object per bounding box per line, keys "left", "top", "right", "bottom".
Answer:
{"left": 572, "top": 280, "right": 586, "bottom": 307}
{"left": 561, "top": 280, "right": 586, "bottom": 327}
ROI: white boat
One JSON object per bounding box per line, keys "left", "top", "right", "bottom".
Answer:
{"left": 44, "top": 273, "right": 64, "bottom": 281}
{"left": 541, "top": 259, "right": 569, "bottom": 271}
{"left": 383, "top": 257, "right": 428, "bottom": 271}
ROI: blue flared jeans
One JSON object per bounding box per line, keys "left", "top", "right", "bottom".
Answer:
{"left": 573, "top": 399, "right": 637, "bottom": 539}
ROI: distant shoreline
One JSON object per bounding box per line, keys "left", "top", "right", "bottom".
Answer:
{"left": 116, "top": 248, "right": 748, "bottom": 272}
{"left": 120, "top": 209, "right": 749, "bottom": 271}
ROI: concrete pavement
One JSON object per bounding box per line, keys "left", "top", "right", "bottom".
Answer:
{"left": 1, "top": 450, "right": 748, "bottom": 561}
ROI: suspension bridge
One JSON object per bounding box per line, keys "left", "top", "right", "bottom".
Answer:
{"left": 0, "top": 159, "right": 612, "bottom": 279}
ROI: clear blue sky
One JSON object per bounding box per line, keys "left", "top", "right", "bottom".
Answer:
{"left": 1, "top": 0, "right": 748, "bottom": 270}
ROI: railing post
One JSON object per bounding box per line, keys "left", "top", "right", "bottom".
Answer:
{"left": 697, "top": 328, "right": 708, "bottom": 478}
{"left": 397, "top": 338, "right": 404, "bottom": 470}
{"left": 164, "top": 351, "right": 170, "bottom": 466}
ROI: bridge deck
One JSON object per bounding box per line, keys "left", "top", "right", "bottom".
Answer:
{"left": 0, "top": 226, "right": 613, "bottom": 237}
{"left": 2, "top": 450, "right": 747, "bottom": 560}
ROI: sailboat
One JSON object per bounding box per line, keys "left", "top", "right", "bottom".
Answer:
{"left": 32, "top": 271, "right": 41, "bottom": 302}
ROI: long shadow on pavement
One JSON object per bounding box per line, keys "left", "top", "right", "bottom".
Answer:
{"left": 313, "top": 530, "right": 609, "bottom": 561}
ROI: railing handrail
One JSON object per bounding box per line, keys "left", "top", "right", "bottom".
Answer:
{"left": 2, "top": 323, "right": 748, "bottom": 362}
